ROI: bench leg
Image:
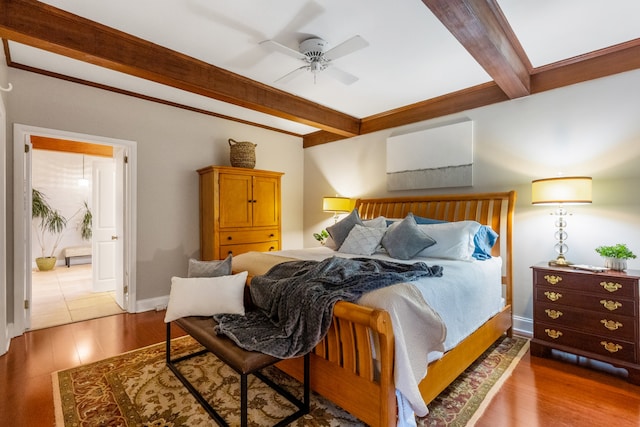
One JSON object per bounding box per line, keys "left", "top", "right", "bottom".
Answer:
{"left": 166, "top": 322, "right": 311, "bottom": 427}
{"left": 241, "top": 374, "right": 248, "bottom": 427}
{"left": 65, "top": 257, "right": 70, "bottom": 267}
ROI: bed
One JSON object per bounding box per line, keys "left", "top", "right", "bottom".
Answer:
{"left": 230, "top": 191, "right": 516, "bottom": 426}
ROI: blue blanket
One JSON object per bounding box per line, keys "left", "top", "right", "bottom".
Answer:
{"left": 214, "top": 256, "right": 442, "bottom": 358}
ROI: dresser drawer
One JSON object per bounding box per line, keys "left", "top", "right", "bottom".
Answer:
{"left": 535, "top": 287, "right": 636, "bottom": 316}
{"left": 219, "top": 241, "right": 279, "bottom": 258}
{"left": 219, "top": 229, "right": 280, "bottom": 245}
{"left": 535, "top": 303, "right": 636, "bottom": 341}
{"left": 534, "top": 269, "right": 636, "bottom": 298}
{"left": 534, "top": 323, "right": 637, "bottom": 363}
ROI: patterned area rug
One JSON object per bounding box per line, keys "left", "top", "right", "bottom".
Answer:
{"left": 53, "top": 335, "right": 528, "bottom": 426}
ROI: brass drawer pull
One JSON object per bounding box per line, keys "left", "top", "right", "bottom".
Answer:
{"left": 600, "top": 319, "right": 623, "bottom": 331}
{"left": 545, "top": 309, "right": 563, "bottom": 319}
{"left": 545, "top": 329, "right": 563, "bottom": 339}
{"left": 544, "top": 275, "right": 562, "bottom": 285}
{"left": 600, "top": 341, "right": 623, "bottom": 353}
{"left": 600, "top": 300, "right": 622, "bottom": 311}
{"left": 600, "top": 281, "right": 622, "bottom": 292}
{"left": 544, "top": 291, "right": 562, "bottom": 302}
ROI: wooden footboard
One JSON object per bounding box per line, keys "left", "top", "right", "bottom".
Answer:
{"left": 277, "top": 303, "right": 512, "bottom": 427}
{"left": 276, "top": 300, "right": 397, "bottom": 427}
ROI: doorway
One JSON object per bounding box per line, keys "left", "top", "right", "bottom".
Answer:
{"left": 13, "top": 124, "right": 137, "bottom": 335}
{"left": 30, "top": 146, "right": 122, "bottom": 329}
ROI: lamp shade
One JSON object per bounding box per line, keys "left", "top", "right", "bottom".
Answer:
{"left": 322, "top": 196, "right": 354, "bottom": 213}
{"left": 531, "top": 176, "right": 592, "bottom": 205}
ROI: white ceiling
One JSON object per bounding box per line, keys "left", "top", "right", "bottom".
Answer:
{"left": 5, "top": 0, "right": 640, "bottom": 136}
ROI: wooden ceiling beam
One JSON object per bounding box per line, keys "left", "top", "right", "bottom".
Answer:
{"left": 531, "top": 39, "right": 640, "bottom": 93}
{"left": 421, "top": 0, "right": 531, "bottom": 99}
{"left": 0, "top": 0, "right": 360, "bottom": 137}
{"left": 3, "top": 0, "right": 639, "bottom": 150}
{"left": 303, "top": 82, "right": 508, "bottom": 147}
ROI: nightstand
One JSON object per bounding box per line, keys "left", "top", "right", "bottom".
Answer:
{"left": 531, "top": 263, "right": 640, "bottom": 384}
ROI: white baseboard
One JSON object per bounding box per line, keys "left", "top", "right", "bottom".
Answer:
{"left": 135, "top": 295, "right": 169, "bottom": 313}
{"left": 0, "top": 323, "right": 10, "bottom": 356}
{"left": 513, "top": 315, "right": 533, "bottom": 337}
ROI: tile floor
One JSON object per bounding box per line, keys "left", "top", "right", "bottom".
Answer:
{"left": 30, "top": 263, "right": 124, "bottom": 330}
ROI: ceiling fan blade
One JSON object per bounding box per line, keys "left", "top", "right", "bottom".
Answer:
{"left": 324, "top": 65, "right": 359, "bottom": 85}
{"left": 274, "top": 66, "right": 309, "bottom": 84}
{"left": 324, "top": 35, "right": 369, "bottom": 61}
{"left": 260, "top": 40, "right": 306, "bottom": 60}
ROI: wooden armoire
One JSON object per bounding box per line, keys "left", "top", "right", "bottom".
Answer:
{"left": 197, "top": 165, "right": 283, "bottom": 260}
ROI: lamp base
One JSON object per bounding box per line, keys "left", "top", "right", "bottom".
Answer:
{"left": 549, "top": 256, "right": 572, "bottom": 267}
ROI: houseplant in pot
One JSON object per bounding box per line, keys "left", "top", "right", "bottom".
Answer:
{"left": 595, "top": 243, "right": 636, "bottom": 271}
{"left": 78, "top": 200, "right": 92, "bottom": 241}
{"left": 32, "top": 188, "right": 67, "bottom": 271}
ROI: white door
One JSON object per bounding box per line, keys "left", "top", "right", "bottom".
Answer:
{"left": 113, "top": 147, "right": 127, "bottom": 309}
{"left": 92, "top": 161, "right": 123, "bottom": 302}
{"left": 0, "top": 99, "right": 8, "bottom": 354}
{"left": 22, "top": 137, "right": 33, "bottom": 330}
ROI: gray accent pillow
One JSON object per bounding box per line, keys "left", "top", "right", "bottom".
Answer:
{"left": 187, "top": 254, "right": 232, "bottom": 278}
{"left": 382, "top": 213, "right": 436, "bottom": 260}
{"left": 326, "top": 208, "right": 364, "bottom": 249}
{"left": 338, "top": 224, "right": 386, "bottom": 255}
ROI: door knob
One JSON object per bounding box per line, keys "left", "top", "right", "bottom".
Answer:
{"left": 111, "top": 235, "right": 119, "bottom": 240}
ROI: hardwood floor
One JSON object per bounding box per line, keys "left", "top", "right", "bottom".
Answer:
{"left": 0, "top": 311, "right": 186, "bottom": 427}
{"left": 477, "top": 347, "right": 640, "bottom": 426}
{"left": 1, "top": 312, "right": 639, "bottom": 426}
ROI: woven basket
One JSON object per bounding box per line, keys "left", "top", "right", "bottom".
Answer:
{"left": 228, "top": 138, "right": 257, "bottom": 169}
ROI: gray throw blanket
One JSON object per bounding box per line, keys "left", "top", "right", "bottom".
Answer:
{"left": 214, "top": 256, "right": 443, "bottom": 358}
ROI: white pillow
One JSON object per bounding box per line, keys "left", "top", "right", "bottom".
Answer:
{"left": 416, "top": 221, "right": 482, "bottom": 260}
{"left": 338, "top": 224, "right": 386, "bottom": 255}
{"left": 164, "top": 271, "right": 248, "bottom": 323}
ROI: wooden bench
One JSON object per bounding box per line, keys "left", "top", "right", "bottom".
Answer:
{"left": 63, "top": 245, "right": 92, "bottom": 267}
{"left": 166, "top": 317, "right": 310, "bottom": 427}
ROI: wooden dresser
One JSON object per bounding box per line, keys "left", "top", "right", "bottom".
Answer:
{"left": 531, "top": 263, "right": 640, "bottom": 383}
{"left": 198, "top": 166, "right": 283, "bottom": 260}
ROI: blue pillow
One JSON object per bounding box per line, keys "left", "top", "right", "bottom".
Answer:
{"left": 413, "top": 215, "right": 447, "bottom": 225}
{"left": 385, "top": 214, "right": 446, "bottom": 227}
{"left": 473, "top": 225, "right": 499, "bottom": 260}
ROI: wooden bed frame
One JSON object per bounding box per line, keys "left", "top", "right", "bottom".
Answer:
{"left": 247, "top": 191, "right": 517, "bottom": 426}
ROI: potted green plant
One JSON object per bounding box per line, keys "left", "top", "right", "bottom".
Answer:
{"left": 32, "top": 188, "right": 68, "bottom": 271}
{"left": 78, "top": 200, "right": 92, "bottom": 241}
{"left": 595, "top": 243, "right": 637, "bottom": 271}
{"left": 313, "top": 229, "right": 329, "bottom": 246}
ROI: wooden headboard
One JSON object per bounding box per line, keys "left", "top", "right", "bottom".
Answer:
{"left": 355, "top": 191, "right": 517, "bottom": 308}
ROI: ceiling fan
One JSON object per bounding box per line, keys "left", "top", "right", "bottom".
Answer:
{"left": 260, "top": 35, "right": 369, "bottom": 85}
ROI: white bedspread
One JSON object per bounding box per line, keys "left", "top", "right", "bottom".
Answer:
{"left": 233, "top": 247, "right": 503, "bottom": 421}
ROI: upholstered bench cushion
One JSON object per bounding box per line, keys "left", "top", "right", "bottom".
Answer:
{"left": 63, "top": 245, "right": 92, "bottom": 257}
{"left": 175, "top": 316, "right": 280, "bottom": 375}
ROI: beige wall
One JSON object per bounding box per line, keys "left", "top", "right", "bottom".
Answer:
{"left": 4, "top": 62, "right": 640, "bottom": 334}
{"left": 5, "top": 69, "right": 304, "bottom": 308}
{"left": 304, "top": 69, "right": 640, "bottom": 332}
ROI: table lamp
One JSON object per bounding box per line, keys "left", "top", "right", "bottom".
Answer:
{"left": 531, "top": 176, "right": 592, "bottom": 266}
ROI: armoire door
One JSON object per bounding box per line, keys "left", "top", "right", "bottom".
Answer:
{"left": 219, "top": 173, "right": 253, "bottom": 228}
{"left": 252, "top": 175, "right": 280, "bottom": 227}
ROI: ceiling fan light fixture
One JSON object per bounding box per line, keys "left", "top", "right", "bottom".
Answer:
{"left": 300, "top": 38, "right": 328, "bottom": 61}
{"left": 263, "top": 35, "right": 367, "bottom": 86}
